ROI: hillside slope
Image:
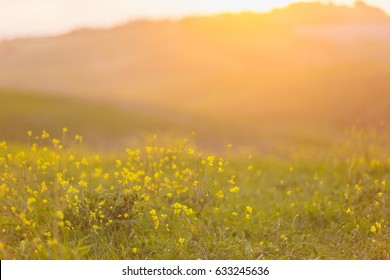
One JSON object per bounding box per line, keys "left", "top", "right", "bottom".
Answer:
{"left": 1, "top": 1, "right": 389, "bottom": 144}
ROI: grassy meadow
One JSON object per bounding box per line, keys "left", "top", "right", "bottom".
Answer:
{"left": 0, "top": 125, "right": 389, "bottom": 259}
{"left": 1, "top": 2, "right": 390, "bottom": 260}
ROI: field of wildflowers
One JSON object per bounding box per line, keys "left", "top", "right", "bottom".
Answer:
{"left": 0, "top": 128, "right": 389, "bottom": 259}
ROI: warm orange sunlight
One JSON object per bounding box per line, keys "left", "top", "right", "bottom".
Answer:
{"left": 1, "top": 0, "right": 389, "bottom": 145}
{"left": 1, "top": 0, "right": 390, "bottom": 264}
{"left": 0, "top": 0, "right": 389, "bottom": 39}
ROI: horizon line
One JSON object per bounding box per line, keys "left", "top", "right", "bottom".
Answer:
{"left": 1, "top": 1, "right": 389, "bottom": 42}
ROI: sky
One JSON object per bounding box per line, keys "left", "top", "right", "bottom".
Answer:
{"left": 0, "top": 0, "right": 389, "bottom": 40}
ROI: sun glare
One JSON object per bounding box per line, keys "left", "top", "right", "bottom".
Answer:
{"left": 0, "top": 0, "right": 389, "bottom": 39}
{"left": 160, "top": 0, "right": 313, "bottom": 16}
{"left": 156, "top": 0, "right": 356, "bottom": 16}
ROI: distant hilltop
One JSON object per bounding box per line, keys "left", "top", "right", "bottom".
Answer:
{"left": 274, "top": 1, "right": 389, "bottom": 20}
{"left": 62, "top": 1, "right": 390, "bottom": 37}
{"left": 269, "top": 0, "right": 389, "bottom": 23}
{"left": 173, "top": 1, "right": 389, "bottom": 29}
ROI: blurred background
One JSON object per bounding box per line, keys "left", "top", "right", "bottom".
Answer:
{"left": 0, "top": 0, "right": 389, "bottom": 149}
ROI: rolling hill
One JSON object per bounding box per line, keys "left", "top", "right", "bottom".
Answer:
{"left": 1, "top": 1, "right": 390, "bottom": 146}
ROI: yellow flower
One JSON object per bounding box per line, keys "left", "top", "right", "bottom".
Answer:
{"left": 354, "top": 184, "right": 362, "bottom": 193}
{"left": 185, "top": 208, "right": 194, "bottom": 215}
{"left": 27, "top": 197, "right": 36, "bottom": 212}
{"left": 47, "top": 238, "right": 58, "bottom": 246}
{"left": 377, "top": 192, "right": 383, "bottom": 198}
{"left": 40, "top": 181, "right": 48, "bottom": 193}
{"left": 346, "top": 208, "right": 353, "bottom": 214}
{"left": 280, "top": 234, "right": 288, "bottom": 242}
{"left": 0, "top": 141, "right": 7, "bottom": 150}
{"left": 232, "top": 212, "right": 238, "bottom": 216}
{"left": 56, "top": 210, "right": 64, "bottom": 220}
{"left": 246, "top": 206, "right": 253, "bottom": 213}
{"left": 229, "top": 186, "right": 240, "bottom": 193}
{"left": 41, "top": 130, "right": 50, "bottom": 139}
{"left": 218, "top": 161, "right": 223, "bottom": 173}
{"left": 64, "top": 220, "right": 72, "bottom": 230}
{"left": 178, "top": 238, "right": 185, "bottom": 244}
{"left": 31, "top": 143, "right": 37, "bottom": 152}
{"left": 207, "top": 156, "right": 215, "bottom": 166}
{"left": 132, "top": 248, "right": 139, "bottom": 254}
{"left": 216, "top": 190, "right": 224, "bottom": 199}
{"left": 81, "top": 157, "right": 88, "bottom": 165}
{"left": 75, "top": 135, "right": 83, "bottom": 143}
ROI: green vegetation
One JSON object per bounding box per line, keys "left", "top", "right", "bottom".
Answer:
{"left": 1, "top": 2, "right": 389, "bottom": 261}
{"left": 0, "top": 90, "right": 170, "bottom": 144}
{"left": 0, "top": 90, "right": 335, "bottom": 149}
{"left": 0, "top": 127, "right": 389, "bottom": 259}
